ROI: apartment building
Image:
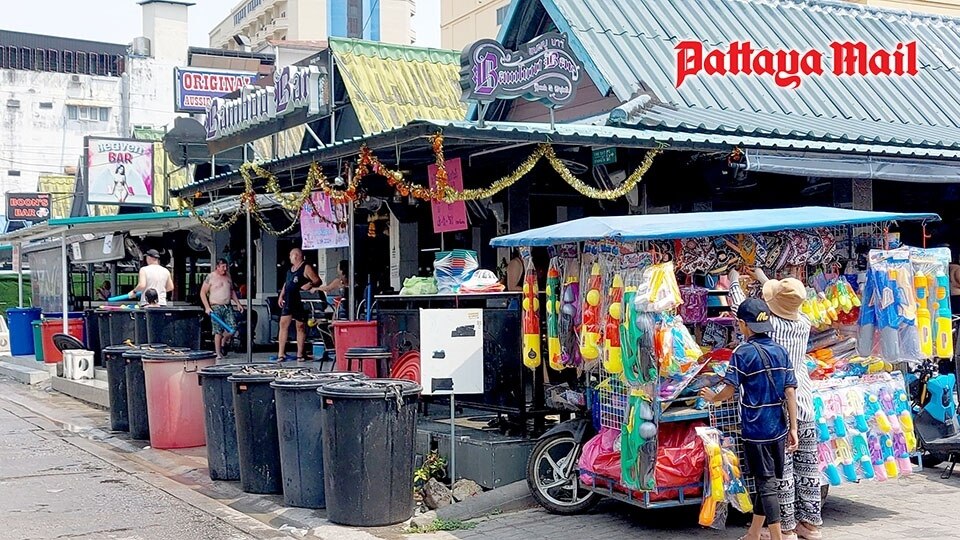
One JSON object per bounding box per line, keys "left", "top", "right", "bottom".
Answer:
{"left": 209, "top": 0, "right": 417, "bottom": 50}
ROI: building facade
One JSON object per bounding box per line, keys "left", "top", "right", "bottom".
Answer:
{"left": 440, "top": 0, "right": 509, "bottom": 51}
{"left": 0, "top": 1, "right": 189, "bottom": 196}
{"left": 209, "top": 0, "right": 416, "bottom": 51}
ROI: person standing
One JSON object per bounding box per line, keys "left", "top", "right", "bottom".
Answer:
{"left": 505, "top": 249, "right": 523, "bottom": 292}
{"left": 201, "top": 259, "right": 244, "bottom": 359}
{"left": 312, "top": 260, "right": 350, "bottom": 319}
{"left": 277, "top": 248, "right": 321, "bottom": 361}
{"left": 96, "top": 280, "right": 112, "bottom": 301}
{"left": 700, "top": 298, "right": 799, "bottom": 540}
{"left": 130, "top": 249, "right": 173, "bottom": 306}
{"left": 729, "top": 267, "right": 820, "bottom": 540}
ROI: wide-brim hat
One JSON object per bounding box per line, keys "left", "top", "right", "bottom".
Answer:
{"left": 761, "top": 278, "right": 806, "bottom": 321}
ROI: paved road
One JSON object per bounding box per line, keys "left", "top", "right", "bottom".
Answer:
{"left": 0, "top": 395, "right": 257, "bottom": 540}
{"left": 412, "top": 468, "right": 960, "bottom": 540}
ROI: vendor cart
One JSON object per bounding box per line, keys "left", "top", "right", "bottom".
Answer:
{"left": 489, "top": 206, "right": 939, "bottom": 516}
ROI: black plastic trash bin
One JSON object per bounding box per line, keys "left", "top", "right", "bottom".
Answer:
{"left": 272, "top": 372, "right": 366, "bottom": 509}
{"left": 198, "top": 363, "right": 273, "bottom": 481}
{"left": 134, "top": 310, "right": 147, "bottom": 345}
{"left": 146, "top": 307, "right": 203, "bottom": 349}
{"left": 123, "top": 344, "right": 173, "bottom": 440}
{"left": 104, "top": 345, "right": 132, "bottom": 432}
{"left": 84, "top": 308, "right": 102, "bottom": 366}
{"left": 229, "top": 367, "right": 309, "bottom": 494}
{"left": 318, "top": 378, "right": 421, "bottom": 526}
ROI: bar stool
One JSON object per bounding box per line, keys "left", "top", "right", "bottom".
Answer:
{"left": 344, "top": 347, "right": 392, "bottom": 378}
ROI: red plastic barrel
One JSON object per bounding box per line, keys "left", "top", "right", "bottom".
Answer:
{"left": 141, "top": 349, "right": 217, "bottom": 449}
{"left": 40, "top": 319, "right": 84, "bottom": 363}
{"left": 331, "top": 321, "right": 378, "bottom": 376}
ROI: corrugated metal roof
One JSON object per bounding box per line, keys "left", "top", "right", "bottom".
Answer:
{"left": 329, "top": 37, "right": 468, "bottom": 135}
{"left": 538, "top": 0, "right": 960, "bottom": 128}
{"left": 177, "top": 117, "right": 960, "bottom": 195}
{"left": 623, "top": 103, "right": 960, "bottom": 149}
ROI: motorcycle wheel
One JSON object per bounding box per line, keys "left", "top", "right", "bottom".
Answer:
{"left": 526, "top": 433, "right": 599, "bottom": 515}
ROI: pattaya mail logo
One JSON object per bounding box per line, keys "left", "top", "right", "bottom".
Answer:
{"left": 675, "top": 41, "right": 918, "bottom": 89}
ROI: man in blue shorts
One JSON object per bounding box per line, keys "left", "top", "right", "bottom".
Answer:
{"left": 700, "top": 298, "right": 798, "bottom": 540}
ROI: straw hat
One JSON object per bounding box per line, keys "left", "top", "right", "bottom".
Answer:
{"left": 761, "top": 278, "right": 805, "bottom": 321}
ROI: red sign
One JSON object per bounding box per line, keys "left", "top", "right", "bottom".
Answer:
{"left": 427, "top": 158, "right": 469, "bottom": 234}
{"left": 6, "top": 192, "right": 51, "bottom": 223}
{"left": 675, "top": 40, "right": 918, "bottom": 89}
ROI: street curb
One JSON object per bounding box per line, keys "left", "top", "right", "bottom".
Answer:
{"left": 435, "top": 480, "right": 536, "bottom": 521}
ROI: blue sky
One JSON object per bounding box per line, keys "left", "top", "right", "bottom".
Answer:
{"left": 2, "top": 0, "right": 441, "bottom": 48}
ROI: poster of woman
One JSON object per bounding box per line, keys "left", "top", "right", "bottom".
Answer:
{"left": 86, "top": 137, "right": 154, "bottom": 206}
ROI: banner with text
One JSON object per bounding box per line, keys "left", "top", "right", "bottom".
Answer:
{"left": 428, "top": 158, "right": 468, "bottom": 234}
{"left": 175, "top": 67, "right": 258, "bottom": 113}
{"left": 301, "top": 192, "right": 350, "bottom": 250}
{"left": 86, "top": 138, "right": 154, "bottom": 206}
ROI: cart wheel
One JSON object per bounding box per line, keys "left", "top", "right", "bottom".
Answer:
{"left": 820, "top": 484, "right": 829, "bottom": 503}
{"left": 526, "top": 433, "right": 599, "bottom": 515}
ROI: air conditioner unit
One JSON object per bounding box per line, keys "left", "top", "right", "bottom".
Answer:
{"left": 70, "top": 74, "right": 80, "bottom": 82}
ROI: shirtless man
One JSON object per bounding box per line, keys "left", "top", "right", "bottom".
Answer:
{"left": 200, "top": 259, "right": 244, "bottom": 359}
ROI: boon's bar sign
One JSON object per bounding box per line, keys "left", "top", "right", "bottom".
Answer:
{"left": 205, "top": 65, "right": 324, "bottom": 141}
{"left": 461, "top": 32, "right": 583, "bottom": 108}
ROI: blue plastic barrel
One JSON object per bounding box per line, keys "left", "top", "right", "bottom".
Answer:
{"left": 7, "top": 307, "right": 42, "bottom": 356}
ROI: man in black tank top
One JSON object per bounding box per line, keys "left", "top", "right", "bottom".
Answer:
{"left": 277, "top": 248, "right": 321, "bottom": 360}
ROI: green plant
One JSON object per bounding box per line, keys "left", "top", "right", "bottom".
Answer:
{"left": 407, "top": 518, "right": 477, "bottom": 533}
{"left": 414, "top": 450, "right": 447, "bottom": 488}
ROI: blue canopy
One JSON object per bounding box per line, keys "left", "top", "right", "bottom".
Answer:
{"left": 490, "top": 207, "right": 939, "bottom": 247}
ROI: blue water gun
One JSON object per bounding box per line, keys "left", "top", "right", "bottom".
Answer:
{"left": 865, "top": 391, "right": 892, "bottom": 433}
{"left": 814, "top": 395, "right": 831, "bottom": 442}
{"left": 852, "top": 434, "right": 875, "bottom": 480}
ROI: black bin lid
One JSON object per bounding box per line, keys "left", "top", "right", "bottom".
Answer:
{"left": 198, "top": 363, "right": 276, "bottom": 379}
{"left": 142, "top": 349, "right": 217, "bottom": 363}
{"left": 270, "top": 371, "right": 367, "bottom": 389}
{"left": 318, "top": 378, "right": 422, "bottom": 399}
{"left": 103, "top": 345, "right": 133, "bottom": 354}
{"left": 227, "top": 366, "right": 313, "bottom": 383}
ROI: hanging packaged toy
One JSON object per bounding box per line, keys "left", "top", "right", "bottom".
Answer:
{"left": 696, "top": 426, "right": 753, "bottom": 529}
{"left": 520, "top": 247, "right": 541, "bottom": 369}
{"left": 546, "top": 259, "right": 563, "bottom": 371}
{"left": 621, "top": 389, "right": 657, "bottom": 491}
{"left": 634, "top": 262, "right": 683, "bottom": 313}
{"left": 579, "top": 257, "right": 603, "bottom": 367}
{"left": 557, "top": 244, "right": 582, "bottom": 368}
{"left": 656, "top": 314, "right": 707, "bottom": 400}
{"left": 603, "top": 274, "right": 625, "bottom": 374}
{"left": 857, "top": 249, "right": 921, "bottom": 362}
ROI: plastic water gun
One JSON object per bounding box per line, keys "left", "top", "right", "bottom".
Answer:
{"left": 545, "top": 266, "right": 562, "bottom": 371}
{"left": 867, "top": 433, "right": 887, "bottom": 481}
{"left": 559, "top": 276, "right": 581, "bottom": 367}
{"left": 620, "top": 286, "right": 640, "bottom": 385}
{"left": 579, "top": 263, "right": 602, "bottom": 363}
{"left": 818, "top": 442, "right": 843, "bottom": 486}
{"left": 894, "top": 388, "right": 916, "bottom": 452}
{"left": 814, "top": 396, "right": 831, "bottom": 442}
{"left": 827, "top": 393, "right": 848, "bottom": 438}
{"left": 892, "top": 432, "right": 913, "bottom": 476}
{"left": 722, "top": 448, "right": 753, "bottom": 512}
{"left": 865, "top": 391, "right": 892, "bottom": 433}
{"left": 879, "top": 386, "right": 902, "bottom": 433}
{"left": 699, "top": 440, "right": 725, "bottom": 526}
{"left": 819, "top": 291, "right": 839, "bottom": 323}
{"left": 879, "top": 434, "right": 899, "bottom": 479}
{"left": 834, "top": 438, "right": 858, "bottom": 482}
{"left": 845, "top": 388, "right": 869, "bottom": 433}
{"left": 935, "top": 272, "right": 954, "bottom": 359}
{"left": 852, "top": 434, "right": 875, "bottom": 480}
{"left": 915, "top": 271, "right": 934, "bottom": 358}
{"left": 622, "top": 390, "right": 657, "bottom": 491}
{"left": 603, "top": 274, "right": 625, "bottom": 374}
{"left": 109, "top": 291, "right": 141, "bottom": 302}
{"left": 521, "top": 266, "right": 541, "bottom": 369}
{"left": 209, "top": 312, "right": 236, "bottom": 334}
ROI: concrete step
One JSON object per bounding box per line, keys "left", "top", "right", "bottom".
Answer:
{"left": 0, "top": 361, "right": 51, "bottom": 385}
{"left": 0, "top": 355, "right": 56, "bottom": 374}
{"left": 50, "top": 376, "right": 109, "bottom": 408}
{"left": 94, "top": 367, "right": 107, "bottom": 382}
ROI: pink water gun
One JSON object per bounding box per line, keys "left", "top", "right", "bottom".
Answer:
{"left": 834, "top": 438, "right": 858, "bottom": 482}
{"left": 827, "top": 393, "right": 847, "bottom": 438}
{"left": 879, "top": 386, "right": 902, "bottom": 433}
{"left": 818, "top": 442, "right": 842, "bottom": 486}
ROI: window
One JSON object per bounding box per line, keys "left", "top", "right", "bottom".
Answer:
{"left": 34, "top": 49, "right": 45, "bottom": 71}
{"left": 6, "top": 99, "right": 20, "bottom": 109}
{"left": 77, "top": 52, "right": 87, "bottom": 74}
{"left": 496, "top": 5, "right": 508, "bottom": 25}
{"left": 20, "top": 48, "right": 31, "bottom": 70}
{"left": 6, "top": 47, "right": 16, "bottom": 69}
{"left": 347, "top": 0, "right": 363, "bottom": 37}
{"left": 48, "top": 50, "right": 59, "bottom": 72}
{"left": 39, "top": 102, "right": 53, "bottom": 110}
{"left": 7, "top": 170, "right": 20, "bottom": 177}
{"left": 63, "top": 51, "right": 74, "bottom": 72}
{"left": 67, "top": 105, "right": 110, "bottom": 121}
